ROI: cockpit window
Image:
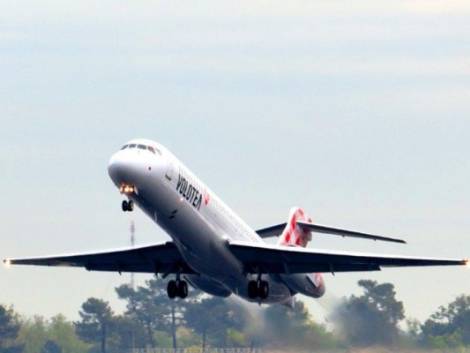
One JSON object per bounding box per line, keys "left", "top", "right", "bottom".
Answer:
{"left": 122, "top": 143, "right": 161, "bottom": 155}
{"left": 149, "top": 146, "right": 162, "bottom": 155}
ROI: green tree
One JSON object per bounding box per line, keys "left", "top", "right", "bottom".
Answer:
{"left": 17, "top": 315, "right": 88, "bottom": 353}
{"left": 185, "top": 296, "right": 246, "bottom": 349}
{"left": 47, "top": 315, "right": 89, "bottom": 353}
{"left": 116, "top": 279, "right": 175, "bottom": 348}
{"left": 110, "top": 315, "right": 146, "bottom": 352}
{"left": 41, "top": 340, "right": 62, "bottom": 353}
{"left": 421, "top": 294, "right": 470, "bottom": 347}
{"left": 0, "top": 305, "right": 22, "bottom": 353}
{"left": 75, "top": 298, "right": 114, "bottom": 353}
{"left": 17, "top": 316, "right": 48, "bottom": 353}
{"left": 331, "top": 280, "right": 405, "bottom": 346}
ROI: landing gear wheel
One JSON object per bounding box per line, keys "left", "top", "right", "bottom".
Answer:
{"left": 167, "top": 280, "right": 178, "bottom": 299}
{"left": 121, "top": 200, "right": 134, "bottom": 212}
{"left": 177, "top": 281, "right": 188, "bottom": 299}
{"left": 121, "top": 200, "right": 128, "bottom": 212}
{"left": 247, "top": 279, "right": 269, "bottom": 299}
{"left": 258, "top": 280, "right": 269, "bottom": 300}
{"left": 167, "top": 280, "right": 188, "bottom": 299}
{"left": 247, "top": 280, "right": 258, "bottom": 299}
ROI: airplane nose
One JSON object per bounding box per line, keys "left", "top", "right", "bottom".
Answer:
{"left": 108, "top": 148, "right": 164, "bottom": 188}
{"left": 108, "top": 152, "right": 126, "bottom": 186}
{"left": 107, "top": 150, "right": 142, "bottom": 186}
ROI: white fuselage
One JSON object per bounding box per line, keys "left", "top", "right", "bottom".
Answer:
{"left": 108, "top": 139, "right": 325, "bottom": 303}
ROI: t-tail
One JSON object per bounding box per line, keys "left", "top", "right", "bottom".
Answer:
{"left": 278, "top": 207, "right": 313, "bottom": 247}
{"left": 278, "top": 207, "right": 326, "bottom": 299}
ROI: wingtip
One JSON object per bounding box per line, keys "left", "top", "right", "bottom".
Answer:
{"left": 3, "top": 259, "right": 11, "bottom": 268}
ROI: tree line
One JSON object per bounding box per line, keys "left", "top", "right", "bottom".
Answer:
{"left": 1, "top": 278, "right": 470, "bottom": 353}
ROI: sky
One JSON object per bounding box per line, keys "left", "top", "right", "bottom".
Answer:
{"left": 1, "top": 0, "right": 470, "bottom": 324}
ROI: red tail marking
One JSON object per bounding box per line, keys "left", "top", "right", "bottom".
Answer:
{"left": 279, "top": 207, "right": 313, "bottom": 248}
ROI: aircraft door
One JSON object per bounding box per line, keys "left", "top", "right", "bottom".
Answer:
{"left": 165, "top": 160, "right": 177, "bottom": 183}
{"left": 161, "top": 160, "right": 179, "bottom": 218}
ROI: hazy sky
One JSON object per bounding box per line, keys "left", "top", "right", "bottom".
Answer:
{"left": 1, "top": 0, "right": 470, "bottom": 323}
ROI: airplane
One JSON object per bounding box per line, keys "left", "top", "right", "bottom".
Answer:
{"left": 4, "top": 138, "right": 468, "bottom": 304}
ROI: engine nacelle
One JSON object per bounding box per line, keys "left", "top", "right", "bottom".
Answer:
{"left": 281, "top": 273, "right": 325, "bottom": 298}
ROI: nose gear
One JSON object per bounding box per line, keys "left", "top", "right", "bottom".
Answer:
{"left": 122, "top": 200, "right": 134, "bottom": 212}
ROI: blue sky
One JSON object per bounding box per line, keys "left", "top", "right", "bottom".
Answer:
{"left": 1, "top": 0, "right": 470, "bottom": 322}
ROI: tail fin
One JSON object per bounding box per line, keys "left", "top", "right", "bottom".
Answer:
{"left": 278, "top": 207, "right": 313, "bottom": 247}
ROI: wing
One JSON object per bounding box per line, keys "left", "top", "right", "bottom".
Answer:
{"left": 4, "top": 242, "right": 195, "bottom": 274}
{"left": 256, "top": 222, "right": 406, "bottom": 244}
{"left": 229, "top": 241, "right": 467, "bottom": 274}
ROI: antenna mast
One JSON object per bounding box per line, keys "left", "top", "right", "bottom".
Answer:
{"left": 130, "top": 220, "right": 135, "bottom": 290}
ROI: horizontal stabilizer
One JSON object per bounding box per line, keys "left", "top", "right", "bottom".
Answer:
{"left": 256, "top": 221, "right": 406, "bottom": 244}
{"left": 256, "top": 223, "right": 288, "bottom": 238}
{"left": 297, "top": 221, "right": 406, "bottom": 244}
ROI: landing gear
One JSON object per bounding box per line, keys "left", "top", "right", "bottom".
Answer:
{"left": 167, "top": 279, "right": 188, "bottom": 299}
{"left": 258, "top": 280, "right": 269, "bottom": 299}
{"left": 247, "top": 279, "right": 269, "bottom": 300}
{"left": 121, "top": 200, "right": 134, "bottom": 212}
{"left": 248, "top": 280, "right": 258, "bottom": 299}
{"left": 167, "top": 280, "right": 178, "bottom": 299}
{"left": 178, "top": 280, "right": 188, "bottom": 298}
